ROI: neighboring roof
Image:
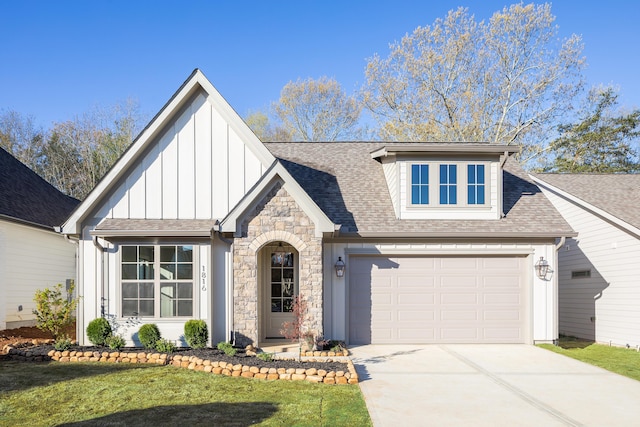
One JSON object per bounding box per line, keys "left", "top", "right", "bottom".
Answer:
{"left": 0, "top": 147, "right": 79, "bottom": 229}
{"left": 61, "top": 69, "right": 275, "bottom": 235}
{"left": 92, "top": 218, "right": 218, "bottom": 237}
{"left": 265, "top": 142, "right": 575, "bottom": 238}
{"left": 532, "top": 174, "right": 640, "bottom": 230}
{"left": 370, "top": 143, "right": 519, "bottom": 159}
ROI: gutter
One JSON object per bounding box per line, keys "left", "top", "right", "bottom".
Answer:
{"left": 337, "top": 231, "right": 577, "bottom": 239}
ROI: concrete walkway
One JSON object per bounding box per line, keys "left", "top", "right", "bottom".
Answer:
{"left": 350, "top": 344, "right": 640, "bottom": 427}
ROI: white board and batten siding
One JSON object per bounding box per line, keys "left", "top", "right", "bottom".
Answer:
{"left": 98, "top": 91, "right": 266, "bottom": 221}
{"left": 77, "top": 90, "right": 268, "bottom": 345}
{"left": 542, "top": 188, "right": 640, "bottom": 347}
{"left": 323, "top": 241, "right": 557, "bottom": 345}
{"left": 0, "top": 221, "right": 76, "bottom": 329}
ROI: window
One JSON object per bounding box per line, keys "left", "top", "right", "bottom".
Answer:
{"left": 270, "top": 252, "right": 294, "bottom": 312}
{"left": 467, "top": 164, "right": 486, "bottom": 205}
{"left": 121, "top": 245, "right": 194, "bottom": 318}
{"left": 411, "top": 164, "right": 429, "bottom": 204}
{"left": 439, "top": 164, "right": 457, "bottom": 204}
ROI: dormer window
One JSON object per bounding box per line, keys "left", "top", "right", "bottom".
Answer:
{"left": 371, "top": 143, "right": 515, "bottom": 220}
{"left": 467, "top": 164, "right": 486, "bottom": 205}
{"left": 411, "top": 164, "right": 429, "bottom": 205}
{"left": 407, "top": 161, "right": 489, "bottom": 209}
{"left": 439, "top": 164, "right": 457, "bottom": 205}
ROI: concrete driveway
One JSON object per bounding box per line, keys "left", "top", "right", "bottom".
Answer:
{"left": 350, "top": 344, "right": 640, "bottom": 427}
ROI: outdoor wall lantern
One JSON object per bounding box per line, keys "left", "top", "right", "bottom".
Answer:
{"left": 535, "top": 256, "right": 550, "bottom": 280}
{"left": 335, "top": 257, "right": 346, "bottom": 278}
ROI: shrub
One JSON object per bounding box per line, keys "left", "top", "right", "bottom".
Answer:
{"left": 105, "top": 334, "right": 125, "bottom": 350}
{"left": 155, "top": 338, "right": 176, "bottom": 353}
{"left": 86, "top": 317, "right": 112, "bottom": 346}
{"left": 33, "top": 282, "right": 78, "bottom": 340}
{"left": 54, "top": 335, "right": 72, "bottom": 351}
{"left": 257, "top": 352, "right": 273, "bottom": 362}
{"left": 138, "top": 324, "right": 161, "bottom": 349}
{"left": 184, "top": 320, "right": 208, "bottom": 349}
{"left": 217, "top": 341, "right": 237, "bottom": 356}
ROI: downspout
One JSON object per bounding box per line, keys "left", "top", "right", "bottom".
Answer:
{"left": 499, "top": 150, "right": 509, "bottom": 218}
{"left": 552, "top": 236, "right": 566, "bottom": 345}
{"left": 212, "top": 223, "right": 234, "bottom": 344}
{"left": 93, "top": 236, "right": 107, "bottom": 319}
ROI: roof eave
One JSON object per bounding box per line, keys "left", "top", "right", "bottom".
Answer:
{"left": 338, "top": 230, "right": 578, "bottom": 239}
{"left": 0, "top": 214, "right": 57, "bottom": 232}
{"left": 90, "top": 229, "right": 211, "bottom": 238}
{"left": 370, "top": 144, "right": 520, "bottom": 160}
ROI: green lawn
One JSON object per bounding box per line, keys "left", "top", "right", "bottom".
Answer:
{"left": 538, "top": 337, "right": 640, "bottom": 381}
{"left": 0, "top": 361, "right": 372, "bottom": 426}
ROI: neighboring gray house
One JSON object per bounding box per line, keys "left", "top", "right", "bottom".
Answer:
{"left": 0, "top": 147, "right": 79, "bottom": 330}
{"left": 61, "top": 69, "right": 575, "bottom": 347}
{"left": 532, "top": 174, "right": 640, "bottom": 347}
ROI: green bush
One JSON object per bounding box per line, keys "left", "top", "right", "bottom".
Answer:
{"left": 54, "top": 335, "right": 73, "bottom": 351}
{"left": 256, "top": 352, "right": 272, "bottom": 362}
{"left": 184, "top": 320, "right": 208, "bottom": 349}
{"left": 105, "top": 334, "right": 125, "bottom": 350}
{"left": 33, "top": 282, "right": 78, "bottom": 340}
{"left": 217, "top": 341, "right": 237, "bottom": 356}
{"left": 86, "top": 317, "right": 112, "bottom": 346}
{"left": 138, "top": 324, "right": 161, "bottom": 349}
{"left": 155, "top": 338, "right": 176, "bottom": 353}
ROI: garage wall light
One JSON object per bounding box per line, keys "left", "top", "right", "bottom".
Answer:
{"left": 335, "top": 257, "right": 346, "bottom": 278}
{"left": 535, "top": 256, "right": 550, "bottom": 280}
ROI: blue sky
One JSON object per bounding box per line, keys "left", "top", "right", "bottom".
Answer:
{"left": 2, "top": 1, "right": 639, "bottom": 128}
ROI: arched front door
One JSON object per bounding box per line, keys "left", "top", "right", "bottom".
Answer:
{"left": 260, "top": 242, "right": 298, "bottom": 340}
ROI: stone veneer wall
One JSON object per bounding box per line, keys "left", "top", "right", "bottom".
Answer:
{"left": 233, "top": 181, "right": 324, "bottom": 347}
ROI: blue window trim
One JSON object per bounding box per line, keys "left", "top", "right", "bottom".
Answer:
{"left": 439, "top": 164, "right": 457, "bottom": 205}
{"left": 410, "top": 164, "right": 429, "bottom": 204}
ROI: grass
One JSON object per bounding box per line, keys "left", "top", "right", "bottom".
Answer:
{"left": 538, "top": 336, "right": 640, "bottom": 381}
{"left": 0, "top": 361, "right": 372, "bottom": 426}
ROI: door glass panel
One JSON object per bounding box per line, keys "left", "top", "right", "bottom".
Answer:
{"left": 270, "top": 250, "right": 295, "bottom": 312}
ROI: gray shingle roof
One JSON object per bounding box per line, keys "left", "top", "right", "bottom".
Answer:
{"left": 0, "top": 148, "right": 80, "bottom": 228}
{"left": 265, "top": 142, "right": 575, "bottom": 237}
{"left": 94, "top": 218, "right": 218, "bottom": 237}
{"left": 0, "top": 147, "right": 79, "bottom": 229}
{"left": 535, "top": 173, "right": 640, "bottom": 230}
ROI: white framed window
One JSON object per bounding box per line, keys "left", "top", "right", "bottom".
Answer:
{"left": 120, "top": 244, "right": 195, "bottom": 318}
{"left": 467, "top": 164, "right": 486, "bottom": 205}
{"left": 410, "top": 164, "right": 430, "bottom": 205}
{"left": 408, "top": 161, "right": 489, "bottom": 208}
{"left": 439, "top": 164, "right": 457, "bottom": 204}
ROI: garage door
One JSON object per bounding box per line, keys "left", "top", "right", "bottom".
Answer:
{"left": 349, "top": 256, "right": 528, "bottom": 344}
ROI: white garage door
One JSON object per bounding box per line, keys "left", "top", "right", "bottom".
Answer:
{"left": 349, "top": 256, "right": 528, "bottom": 344}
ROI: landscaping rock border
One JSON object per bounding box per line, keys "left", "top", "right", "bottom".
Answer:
{"left": 2, "top": 343, "right": 358, "bottom": 385}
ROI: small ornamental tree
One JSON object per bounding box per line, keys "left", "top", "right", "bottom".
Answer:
{"left": 33, "top": 282, "right": 78, "bottom": 340}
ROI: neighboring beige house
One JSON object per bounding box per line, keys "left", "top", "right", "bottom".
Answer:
{"left": 0, "top": 147, "right": 79, "bottom": 330}
{"left": 532, "top": 174, "right": 640, "bottom": 347}
{"left": 61, "top": 69, "right": 576, "bottom": 347}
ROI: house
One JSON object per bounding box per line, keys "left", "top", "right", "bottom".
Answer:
{"left": 61, "top": 69, "right": 576, "bottom": 347}
{"left": 531, "top": 174, "right": 640, "bottom": 347}
{"left": 0, "top": 147, "right": 79, "bottom": 330}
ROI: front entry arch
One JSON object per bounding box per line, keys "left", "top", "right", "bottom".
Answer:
{"left": 259, "top": 241, "right": 298, "bottom": 340}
